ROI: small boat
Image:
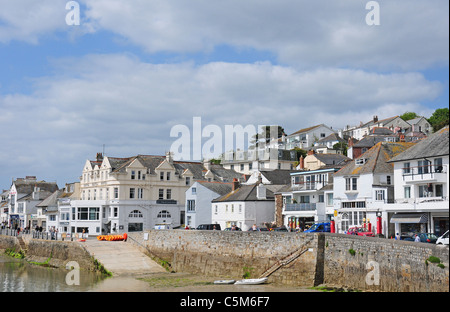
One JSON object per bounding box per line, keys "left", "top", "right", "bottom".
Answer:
{"left": 214, "top": 280, "right": 236, "bottom": 285}
{"left": 234, "top": 277, "right": 268, "bottom": 285}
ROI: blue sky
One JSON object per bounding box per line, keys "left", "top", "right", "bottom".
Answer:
{"left": 0, "top": 0, "right": 448, "bottom": 188}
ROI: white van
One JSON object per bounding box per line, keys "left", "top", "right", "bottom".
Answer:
{"left": 436, "top": 230, "right": 449, "bottom": 245}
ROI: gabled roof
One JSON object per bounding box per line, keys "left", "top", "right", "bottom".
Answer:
{"left": 361, "top": 116, "right": 400, "bottom": 128}
{"left": 289, "top": 124, "right": 323, "bottom": 136}
{"left": 318, "top": 132, "right": 345, "bottom": 144}
{"left": 312, "top": 153, "right": 350, "bottom": 167}
{"left": 96, "top": 154, "right": 242, "bottom": 182}
{"left": 335, "top": 142, "right": 415, "bottom": 176}
{"left": 212, "top": 184, "right": 274, "bottom": 202}
{"left": 388, "top": 126, "right": 449, "bottom": 162}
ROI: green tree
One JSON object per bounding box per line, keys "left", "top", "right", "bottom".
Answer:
{"left": 333, "top": 142, "right": 348, "bottom": 156}
{"left": 249, "top": 125, "right": 286, "bottom": 149}
{"left": 428, "top": 108, "right": 449, "bottom": 132}
{"left": 400, "top": 111, "right": 418, "bottom": 121}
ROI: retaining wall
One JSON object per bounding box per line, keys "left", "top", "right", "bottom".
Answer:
{"left": 129, "top": 230, "right": 449, "bottom": 291}
{"left": 0, "top": 235, "right": 95, "bottom": 270}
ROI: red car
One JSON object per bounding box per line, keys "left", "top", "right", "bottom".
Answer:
{"left": 347, "top": 227, "right": 374, "bottom": 237}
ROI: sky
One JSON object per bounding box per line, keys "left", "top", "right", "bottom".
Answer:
{"left": 0, "top": 0, "right": 448, "bottom": 189}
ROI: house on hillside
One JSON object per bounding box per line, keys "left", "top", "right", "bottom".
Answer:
{"left": 285, "top": 124, "right": 335, "bottom": 150}
{"left": 297, "top": 150, "right": 350, "bottom": 171}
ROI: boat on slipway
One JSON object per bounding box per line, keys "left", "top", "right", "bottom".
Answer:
{"left": 214, "top": 277, "right": 268, "bottom": 285}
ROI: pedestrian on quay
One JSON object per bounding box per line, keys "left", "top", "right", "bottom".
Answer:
{"left": 414, "top": 234, "right": 421, "bottom": 242}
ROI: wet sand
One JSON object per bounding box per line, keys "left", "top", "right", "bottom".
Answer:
{"left": 89, "top": 272, "right": 321, "bottom": 292}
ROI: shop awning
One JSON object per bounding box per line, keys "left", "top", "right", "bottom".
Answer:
{"left": 390, "top": 213, "right": 428, "bottom": 224}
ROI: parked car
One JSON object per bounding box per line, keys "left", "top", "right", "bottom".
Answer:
{"left": 436, "top": 230, "right": 449, "bottom": 245}
{"left": 304, "top": 222, "right": 331, "bottom": 233}
{"left": 196, "top": 224, "right": 221, "bottom": 230}
{"left": 346, "top": 226, "right": 374, "bottom": 237}
{"left": 403, "top": 233, "right": 438, "bottom": 243}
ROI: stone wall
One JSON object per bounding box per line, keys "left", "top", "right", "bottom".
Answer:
{"left": 129, "top": 230, "right": 449, "bottom": 291}
{"left": 128, "top": 230, "right": 320, "bottom": 285}
{"left": 323, "top": 233, "right": 449, "bottom": 292}
{"left": 0, "top": 235, "right": 95, "bottom": 270}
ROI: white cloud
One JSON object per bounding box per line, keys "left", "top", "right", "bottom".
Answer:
{"left": 1, "top": 1, "right": 447, "bottom": 70}
{"left": 0, "top": 0, "right": 68, "bottom": 44}
{"left": 0, "top": 54, "right": 442, "bottom": 186}
{"left": 81, "top": 0, "right": 449, "bottom": 70}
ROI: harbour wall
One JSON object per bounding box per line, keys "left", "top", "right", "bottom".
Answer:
{"left": 128, "top": 230, "right": 449, "bottom": 292}
{"left": 0, "top": 235, "right": 95, "bottom": 270}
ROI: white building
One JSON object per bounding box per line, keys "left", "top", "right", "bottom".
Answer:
{"left": 211, "top": 181, "right": 275, "bottom": 231}
{"left": 387, "top": 126, "right": 449, "bottom": 237}
{"left": 8, "top": 177, "right": 58, "bottom": 230}
{"left": 70, "top": 153, "right": 242, "bottom": 235}
{"left": 185, "top": 181, "right": 232, "bottom": 229}
{"left": 332, "top": 141, "right": 415, "bottom": 236}
{"left": 222, "top": 148, "right": 297, "bottom": 175}
{"left": 281, "top": 168, "right": 338, "bottom": 230}
{"left": 285, "top": 124, "right": 335, "bottom": 150}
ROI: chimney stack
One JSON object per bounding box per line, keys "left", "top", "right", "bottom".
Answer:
{"left": 96, "top": 152, "right": 103, "bottom": 162}
{"left": 232, "top": 178, "right": 240, "bottom": 192}
{"left": 299, "top": 155, "right": 305, "bottom": 169}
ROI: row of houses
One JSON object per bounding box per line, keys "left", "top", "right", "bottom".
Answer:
{"left": 0, "top": 116, "right": 447, "bottom": 239}
{"left": 188, "top": 125, "right": 448, "bottom": 237}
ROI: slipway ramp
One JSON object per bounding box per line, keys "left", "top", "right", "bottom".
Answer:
{"left": 81, "top": 238, "right": 166, "bottom": 276}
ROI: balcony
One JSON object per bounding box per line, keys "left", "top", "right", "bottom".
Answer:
{"left": 284, "top": 203, "right": 317, "bottom": 211}
{"left": 291, "top": 182, "right": 327, "bottom": 192}
{"left": 402, "top": 164, "right": 447, "bottom": 184}
{"left": 392, "top": 196, "right": 449, "bottom": 211}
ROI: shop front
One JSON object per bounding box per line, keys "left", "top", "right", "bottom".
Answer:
{"left": 390, "top": 212, "right": 429, "bottom": 239}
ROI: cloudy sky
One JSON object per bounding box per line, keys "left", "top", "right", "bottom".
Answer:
{"left": 0, "top": 0, "right": 448, "bottom": 188}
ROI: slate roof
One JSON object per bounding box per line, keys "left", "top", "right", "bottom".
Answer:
{"left": 312, "top": 153, "right": 351, "bottom": 168}
{"left": 102, "top": 154, "right": 242, "bottom": 182}
{"left": 289, "top": 124, "right": 322, "bottom": 136}
{"left": 212, "top": 184, "right": 275, "bottom": 202}
{"left": 388, "top": 126, "right": 449, "bottom": 162}
{"left": 317, "top": 132, "right": 345, "bottom": 144}
{"left": 13, "top": 180, "right": 59, "bottom": 196}
{"left": 259, "top": 169, "right": 297, "bottom": 185}
{"left": 335, "top": 142, "right": 415, "bottom": 176}
{"left": 197, "top": 181, "right": 233, "bottom": 196}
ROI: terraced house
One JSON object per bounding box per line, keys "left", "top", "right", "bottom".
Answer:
{"left": 387, "top": 126, "right": 449, "bottom": 237}
{"left": 72, "top": 153, "right": 242, "bottom": 235}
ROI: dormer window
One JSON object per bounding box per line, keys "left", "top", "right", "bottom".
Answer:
{"left": 356, "top": 158, "right": 366, "bottom": 166}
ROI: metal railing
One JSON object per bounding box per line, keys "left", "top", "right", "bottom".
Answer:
{"left": 284, "top": 203, "right": 317, "bottom": 211}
